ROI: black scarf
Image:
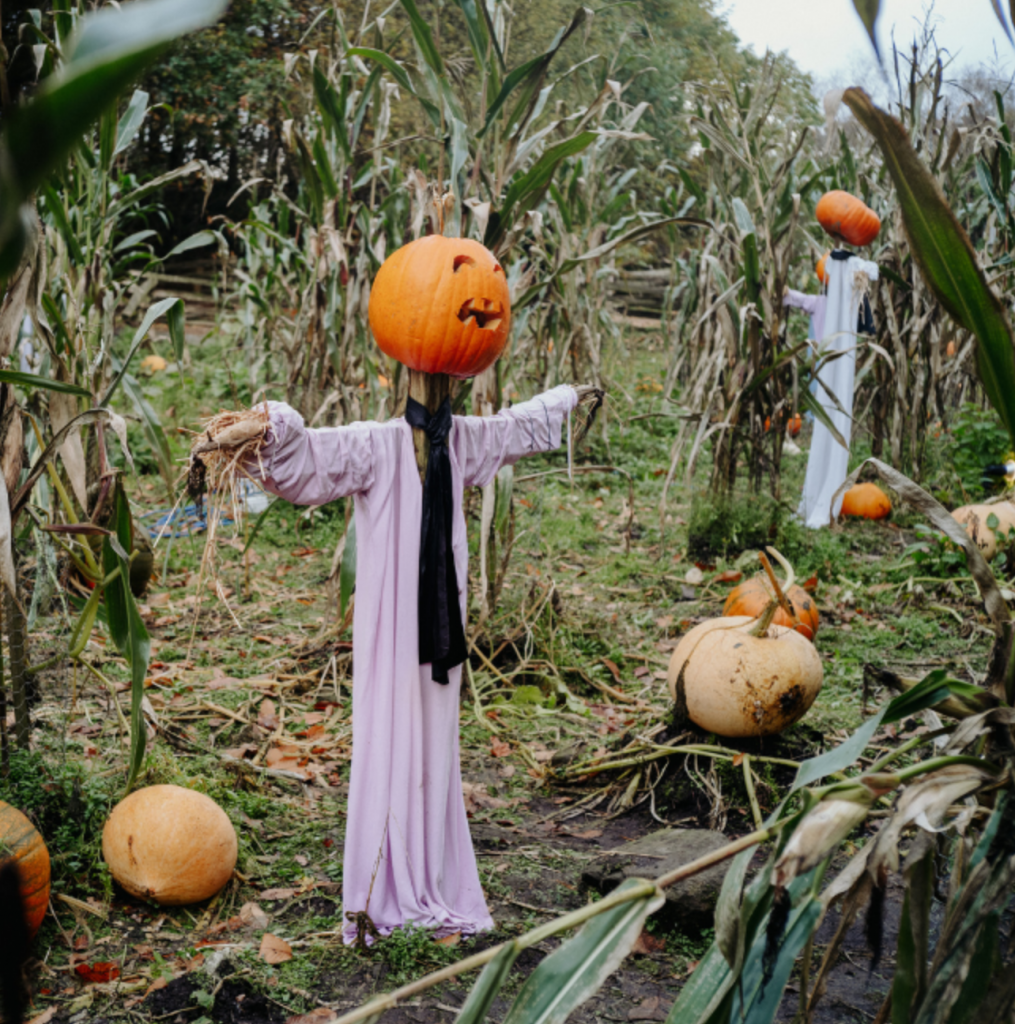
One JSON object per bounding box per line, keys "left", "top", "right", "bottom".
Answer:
{"left": 830, "top": 249, "right": 875, "bottom": 335}
{"left": 405, "top": 396, "right": 467, "bottom": 684}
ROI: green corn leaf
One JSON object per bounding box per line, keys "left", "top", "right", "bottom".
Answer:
{"left": 893, "top": 845, "right": 933, "bottom": 1023}
{"left": 106, "top": 159, "right": 205, "bottom": 222}
{"left": 167, "top": 299, "right": 186, "bottom": 364}
{"left": 99, "top": 102, "right": 117, "bottom": 171}
{"left": 792, "top": 670, "right": 957, "bottom": 792}
{"left": 161, "top": 229, "right": 217, "bottom": 261}
{"left": 114, "top": 88, "right": 148, "bottom": 158}
{"left": 732, "top": 895, "right": 823, "bottom": 1024}
{"left": 119, "top": 368, "right": 175, "bottom": 499}
{"left": 0, "top": 0, "right": 226, "bottom": 263}
{"left": 100, "top": 296, "right": 182, "bottom": 406}
{"left": 101, "top": 480, "right": 151, "bottom": 794}
{"left": 452, "top": 0, "right": 490, "bottom": 70}
{"left": 349, "top": 48, "right": 442, "bottom": 128}
{"left": 312, "top": 132, "right": 339, "bottom": 199}
{"left": 0, "top": 369, "right": 90, "bottom": 398}
{"left": 502, "top": 878, "right": 664, "bottom": 1024}
{"left": 479, "top": 7, "right": 588, "bottom": 139}
{"left": 976, "top": 155, "right": 1007, "bottom": 224}
{"left": 114, "top": 229, "right": 158, "bottom": 253}
{"left": 493, "top": 464, "right": 514, "bottom": 539}
{"left": 340, "top": 514, "right": 357, "bottom": 620}
{"left": 844, "top": 87, "right": 1015, "bottom": 452}
{"left": 457, "top": 941, "right": 521, "bottom": 1024}
{"left": 41, "top": 183, "right": 84, "bottom": 264}
{"left": 486, "top": 131, "right": 597, "bottom": 252}
{"left": 398, "top": 0, "right": 444, "bottom": 76}
{"left": 852, "top": 0, "right": 882, "bottom": 60}
{"left": 798, "top": 388, "right": 848, "bottom": 450}
{"left": 987, "top": 0, "right": 1014, "bottom": 44}
{"left": 314, "top": 64, "right": 349, "bottom": 157}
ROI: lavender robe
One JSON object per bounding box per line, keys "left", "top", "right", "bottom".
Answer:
{"left": 252, "top": 385, "right": 578, "bottom": 940}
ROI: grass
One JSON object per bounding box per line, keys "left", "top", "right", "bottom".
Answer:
{"left": 0, "top": 325, "right": 1002, "bottom": 1021}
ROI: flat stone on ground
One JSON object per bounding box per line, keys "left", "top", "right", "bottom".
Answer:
{"left": 581, "top": 828, "right": 730, "bottom": 925}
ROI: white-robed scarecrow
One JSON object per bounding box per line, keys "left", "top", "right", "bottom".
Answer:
{"left": 190, "top": 230, "right": 600, "bottom": 943}
{"left": 789, "top": 191, "right": 880, "bottom": 528}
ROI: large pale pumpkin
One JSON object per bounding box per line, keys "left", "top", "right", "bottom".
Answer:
{"left": 667, "top": 617, "right": 823, "bottom": 737}
{"left": 951, "top": 502, "right": 1015, "bottom": 560}
{"left": 368, "top": 235, "right": 511, "bottom": 378}
{"left": 840, "top": 482, "right": 892, "bottom": 520}
{"left": 103, "top": 785, "right": 237, "bottom": 905}
{"left": 0, "top": 801, "right": 51, "bottom": 939}
{"left": 723, "top": 574, "right": 819, "bottom": 640}
{"left": 816, "top": 190, "right": 881, "bottom": 247}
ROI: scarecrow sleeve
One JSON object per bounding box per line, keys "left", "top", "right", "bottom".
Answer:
{"left": 454, "top": 384, "right": 578, "bottom": 489}
{"left": 249, "top": 401, "right": 376, "bottom": 504}
{"left": 784, "top": 288, "right": 821, "bottom": 314}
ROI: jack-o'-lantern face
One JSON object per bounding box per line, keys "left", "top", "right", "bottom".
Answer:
{"left": 368, "top": 235, "right": 512, "bottom": 378}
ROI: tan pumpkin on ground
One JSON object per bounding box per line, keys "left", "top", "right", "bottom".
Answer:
{"left": 368, "top": 235, "right": 511, "bottom": 379}
{"left": 103, "top": 785, "right": 237, "bottom": 905}
{"left": 667, "top": 616, "right": 823, "bottom": 738}
{"left": 723, "top": 573, "right": 819, "bottom": 640}
{"left": 669, "top": 549, "right": 823, "bottom": 738}
{"left": 0, "top": 801, "right": 51, "bottom": 938}
{"left": 840, "top": 482, "right": 892, "bottom": 520}
{"left": 951, "top": 502, "right": 1015, "bottom": 560}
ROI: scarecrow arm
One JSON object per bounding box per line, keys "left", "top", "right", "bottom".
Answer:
{"left": 247, "top": 401, "right": 376, "bottom": 505}
{"left": 783, "top": 288, "right": 821, "bottom": 314}
{"left": 455, "top": 384, "right": 580, "bottom": 489}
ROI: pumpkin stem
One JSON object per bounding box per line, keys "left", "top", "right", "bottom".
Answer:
{"left": 750, "top": 547, "right": 799, "bottom": 637}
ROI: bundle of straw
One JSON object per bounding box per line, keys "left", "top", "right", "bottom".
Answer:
{"left": 182, "top": 404, "right": 272, "bottom": 641}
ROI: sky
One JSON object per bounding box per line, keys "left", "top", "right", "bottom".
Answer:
{"left": 722, "top": 0, "right": 1014, "bottom": 89}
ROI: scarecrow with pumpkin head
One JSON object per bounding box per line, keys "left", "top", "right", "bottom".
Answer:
{"left": 784, "top": 189, "right": 880, "bottom": 528}
{"left": 191, "top": 218, "right": 600, "bottom": 942}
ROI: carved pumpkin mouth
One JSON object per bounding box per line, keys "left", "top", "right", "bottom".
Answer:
{"left": 457, "top": 297, "right": 504, "bottom": 332}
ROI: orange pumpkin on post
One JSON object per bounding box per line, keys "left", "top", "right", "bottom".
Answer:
{"left": 816, "top": 190, "right": 881, "bottom": 247}
{"left": 368, "top": 236, "right": 511, "bottom": 379}
{"left": 0, "top": 801, "right": 51, "bottom": 939}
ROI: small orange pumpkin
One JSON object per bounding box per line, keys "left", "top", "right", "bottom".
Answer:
{"left": 816, "top": 190, "right": 880, "bottom": 247}
{"left": 368, "top": 235, "right": 511, "bottom": 379}
{"left": 723, "top": 574, "right": 819, "bottom": 640}
{"left": 840, "top": 482, "right": 892, "bottom": 520}
{"left": 0, "top": 801, "right": 51, "bottom": 939}
{"left": 816, "top": 251, "right": 830, "bottom": 283}
{"left": 945, "top": 339, "right": 956, "bottom": 358}
{"left": 787, "top": 413, "right": 802, "bottom": 437}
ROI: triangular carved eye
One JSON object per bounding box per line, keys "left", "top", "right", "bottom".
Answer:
{"left": 453, "top": 255, "right": 476, "bottom": 271}
{"left": 493, "top": 264, "right": 504, "bottom": 273}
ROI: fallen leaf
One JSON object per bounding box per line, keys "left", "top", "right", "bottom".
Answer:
{"left": 498, "top": 764, "right": 515, "bottom": 779}
{"left": 149, "top": 592, "right": 172, "bottom": 608}
{"left": 260, "top": 888, "right": 297, "bottom": 901}
{"left": 732, "top": 753, "right": 744, "bottom": 767}
{"left": 257, "top": 699, "right": 279, "bottom": 731}
{"left": 634, "top": 666, "right": 651, "bottom": 678}
{"left": 75, "top": 962, "right": 120, "bottom": 984}
{"left": 239, "top": 902, "right": 269, "bottom": 930}
{"left": 601, "top": 657, "right": 622, "bottom": 683}
{"left": 435, "top": 932, "right": 461, "bottom": 947}
{"left": 572, "top": 828, "right": 603, "bottom": 839}
{"left": 632, "top": 932, "right": 666, "bottom": 958}
{"left": 652, "top": 670, "right": 669, "bottom": 681}
{"left": 801, "top": 574, "right": 819, "bottom": 593}
{"left": 490, "top": 737, "right": 512, "bottom": 758}
{"left": 715, "top": 570, "right": 743, "bottom": 583}
{"left": 655, "top": 615, "right": 674, "bottom": 629}
{"left": 259, "top": 933, "right": 293, "bottom": 965}
{"left": 27, "top": 1009, "right": 58, "bottom": 1024}
{"left": 628, "top": 995, "right": 661, "bottom": 1018}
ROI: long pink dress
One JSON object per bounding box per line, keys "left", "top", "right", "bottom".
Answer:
{"left": 252, "top": 385, "right": 578, "bottom": 940}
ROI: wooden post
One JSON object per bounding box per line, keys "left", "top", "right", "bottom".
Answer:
{"left": 407, "top": 369, "right": 451, "bottom": 481}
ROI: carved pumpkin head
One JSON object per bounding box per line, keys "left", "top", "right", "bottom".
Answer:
{"left": 815, "top": 190, "right": 880, "bottom": 248}
{"left": 368, "top": 236, "right": 511, "bottom": 378}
